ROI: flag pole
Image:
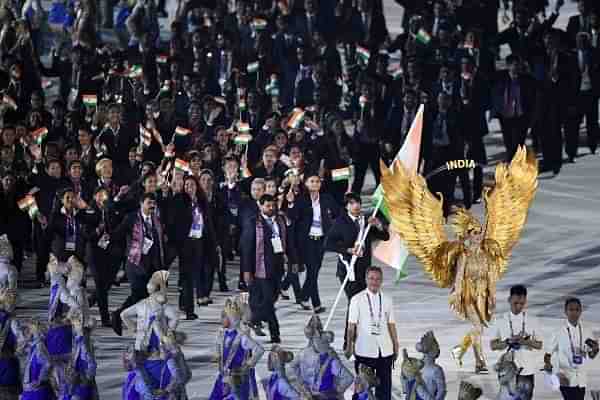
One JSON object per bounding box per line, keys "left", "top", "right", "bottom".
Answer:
{"left": 323, "top": 192, "right": 385, "bottom": 330}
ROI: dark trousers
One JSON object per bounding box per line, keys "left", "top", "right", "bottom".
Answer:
{"left": 467, "top": 136, "right": 487, "bottom": 201}
{"left": 90, "top": 247, "right": 119, "bottom": 321}
{"left": 180, "top": 238, "right": 203, "bottom": 312}
{"left": 567, "top": 91, "right": 599, "bottom": 156}
{"left": 301, "top": 237, "right": 324, "bottom": 308}
{"left": 351, "top": 143, "right": 381, "bottom": 194}
{"left": 538, "top": 97, "right": 564, "bottom": 172}
{"left": 249, "top": 277, "right": 280, "bottom": 338}
{"left": 355, "top": 354, "right": 394, "bottom": 400}
{"left": 281, "top": 270, "right": 301, "bottom": 300}
{"left": 560, "top": 386, "right": 585, "bottom": 400}
{"left": 119, "top": 264, "right": 152, "bottom": 313}
{"left": 499, "top": 116, "right": 528, "bottom": 162}
{"left": 33, "top": 222, "right": 50, "bottom": 282}
{"left": 8, "top": 237, "right": 24, "bottom": 273}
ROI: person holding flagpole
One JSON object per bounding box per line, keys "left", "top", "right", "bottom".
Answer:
{"left": 324, "top": 192, "right": 389, "bottom": 349}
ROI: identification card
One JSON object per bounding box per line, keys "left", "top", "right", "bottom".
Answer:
{"left": 98, "top": 235, "right": 110, "bottom": 250}
{"left": 271, "top": 237, "right": 283, "bottom": 254}
{"left": 142, "top": 237, "right": 154, "bottom": 255}
{"left": 65, "top": 241, "right": 76, "bottom": 251}
{"left": 189, "top": 228, "right": 202, "bottom": 239}
{"left": 573, "top": 350, "right": 583, "bottom": 365}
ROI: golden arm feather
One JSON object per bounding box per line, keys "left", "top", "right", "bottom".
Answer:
{"left": 380, "top": 160, "right": 456, "bottom": 287}
{"left": 483, "top": 146, "right": 538, "bottom": 276}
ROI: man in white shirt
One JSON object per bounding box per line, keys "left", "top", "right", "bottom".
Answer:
{"left": 544, "top": 297, "right": 599, "bottom": 400}
{"left": 346, "top": 266, "right": 399, "bottom": 400}
{"left": 490, "top": 285, "right": 543, "bottom": 398}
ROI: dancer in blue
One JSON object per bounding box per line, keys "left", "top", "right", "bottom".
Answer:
{"left": 209, "top": 297, "right": 264, "bottom": 400}
{"left": 261, "top": 345, "right": 300, "bottom": 400}
{"left": 291, "top": 316, "right": 354, "bottom": 399}
{"left": 21, "top": 319, "right": 54, "bottom": 400}
{"left": 0, "top": 234, "right": 25, "bottom": 400}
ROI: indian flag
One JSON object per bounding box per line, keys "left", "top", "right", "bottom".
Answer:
{"left": 278, "top": 0, "right": 289, "bottom": 14}
{"left": 174, "top": 126, "right": 191, "bottom": 137}
{"left": 156, "top": 54, "right": 169, "bottom": 64}
{"left": 287, "top": 108, "right": 305, "bottom": 129}
{"left": 3, "top": 95, "right": 17, "bottom": 110}
{"left": 82, "top": 95, "right": 97, "bottom": 108}
{"left": 359, "top": 95, "right": 368, "bottom": 109}
{"left": 356, "top": 46, "right": 370, "bottom": 64}
{"left": 372, "top": 104, "right": 424, "bottom": 280}
{"left": 247, "top": 61, "right": 259, "bottom": 73}
{"left": 252, "top": 18, "right": 267, "bottom": 30}
{"left": 234, "top": 133, "right": 252, "bottom": 145}
{"left": 237, "top": 122, "right": 250, "bottom": 133}
{"left": 241, "top": 165, "right": 252, "bottom": 178}
{"left": 415, "top": 28, "right": 431, "bottom": 45}
{"left": 27, "top": 204, "right": 39, "bottom": 219}
{"left": 128, "top": 65, "right": 143, "bottom": 79}
{"left": 174, "top": 158, "right": 191, "bottom": 174}
{"left": 331, "top": 166, "right": 352, "bottom": 182}
{"left": 391, "top": 68, "right": 403, "bottom": 80}
{"left": 32, "top": 127, "right": 48, "bottom": 145}
{"left": 17, "top": 195, "right": 36, "bottom": 211}
{"left": 160, "top": 81, "right": 171, "bottom": 93}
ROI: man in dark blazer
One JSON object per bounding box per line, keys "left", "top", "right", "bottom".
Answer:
{"left": 241, "top": 194, "right": 297, "bottom": 344}
{"left": 288, "top": 172, "right": 340, "bottom": 312}
{"left": 111, "top": 193, "right": 166, "bottom": 336}
{"left": 566, "top": 0, "right": 592, "bottom": 48}
{"left": 324, "top": 192, "right": 389, "bottom": 348}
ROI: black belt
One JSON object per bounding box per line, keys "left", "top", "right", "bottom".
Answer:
{"left": 309, "top": 235, "right": 323, "bottom": 241}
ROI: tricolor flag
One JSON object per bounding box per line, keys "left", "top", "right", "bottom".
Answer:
{"left": 174, "top": 158, "right": 191, "bottom": 174}
{"left": 371, "top": 104, "right": 424, "bottom": 280}
{"left": 31, "top": 127, "right": 48, "bottom": 145}
{"left": 156, "top": 54, "right": 169, "bottom": 65}
{"left": 82, "top": 95, "right": 97, "bottom": 108}
{"left": 391, "top": 68, "right": 403, "bottom": 80}
{"left": 252, "top": 18, "right": 268, "bottom": 30}
{"left": 3, "top": 95, "right": 17, "bottom": 110}
{"left": 331, "top": 166, "right": 353, "bottom": 182}
{"left": 140, "top": 126, "right": 152, "bottom": 147}
{"left": 287, "top": 108, "right": 305, "bottom": 129}
{"left": 247, "top": 61, "right": 259, "bottom": 74}
{"left": 241, "top": 165, "right": 252, "bottom": 178}
{"left": 174, "top": 126, "right": 191, "bottom": 137}
{"left": 160, "top": 81, "right": 171, "bottom": 94}
{"left": 238, "top": 98, "right": 247, "bottom": 111}
{"left": 277, "top": 0, "right": 289, "bottom": 14}
{"left": 415, "top": 28, "right": 431, "bottom": 45}
{"left": 356, "top": 46, "right": 370, "bottom": 64}
{"left": 237, "top": 122, "right": 250, "bottom": 133}
{"left": 234, "top": 133, "right": 252, "bottom": 145}
{"left": 359, "top": 95, "right": 368, "bottom": 109}
{"left": 17, "top": 195, "right": 36, "bottom": 211}
{"left": 27, "top": 204, "right": 40, "bottom": 219}
{"left": 128, "top": 65, "right": 143, "bottom": 79}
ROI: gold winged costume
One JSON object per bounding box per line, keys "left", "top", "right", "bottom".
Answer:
{"left": 380, "top": 146, "right": 538, "bottom": 373}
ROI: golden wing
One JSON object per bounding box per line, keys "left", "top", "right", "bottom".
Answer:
{"left": 483, "top": 145, "right": 538, "bottom": 276}
{"left": 380, "top": 160, "right": 460, "bottom": 288}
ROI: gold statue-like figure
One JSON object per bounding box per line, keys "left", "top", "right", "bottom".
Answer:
{"left": 380, "top": 146, "right": 538, "bottom": 373}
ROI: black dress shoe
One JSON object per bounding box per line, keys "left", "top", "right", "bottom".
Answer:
{"left": 185, "top": 313, "right": 199, "bottom": 320}
{"left": 280, "top": 293, "right": 290, "bottom": 300}
{"left": 101, "top": 319, "right": 112, "bottom": 328}
{"left": 269, "top": 337, "right": 281, "bottom": 344}
{"left": 314, "top": 306, "right": 326, "bottom": 314}
{"left": 111, "top": 311, "right": 123, "bottom": 336}
{"left": 219, "top": 282, "right": 229, "bottom": 292}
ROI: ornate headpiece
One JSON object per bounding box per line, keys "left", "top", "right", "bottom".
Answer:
{"left": 304, "top": 314, "right": 324, "bottom": 339}
{"left": 147, "top": 270, "right": 169, "bottom": 300}
{"left": 0, "top": 287, "right": 16, "bottom": 313}
{"left": 401, "top": 349, "right": 424, "bottom": 379}
{"left": 222, "top": 297, "right": 243, "bottom": 326}
{"left": 451, "top": 208, "right": 482, "bottom": 240}
{"left": 0, "top": 234, "right": 13, "bottom": 261}
{"left": 416, "top": 331, "right": 440, "bottom": 358}
{"left": 458, "top": 381, "right": 482, "bottom": 400}
{"left": 356, "top": 364, "right": 379, "bottom": 387}
{"left": 267, "top": 345, "right": 294, "bottom": 371}
{"left": 494, "top": 351, "right": 520, "bottom": 375}
{"left": 67, "top": 256, "right": 85, "bottom": 285}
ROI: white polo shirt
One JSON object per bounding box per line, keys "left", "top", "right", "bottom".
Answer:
{"left": 348, "top": 288, "right": 395, "bottom": 358}
{"left": 547, "top": 320, "right": 595, "bottom": 388}
{"left": 491, "top": 311, "right": 542, "bottom": 376}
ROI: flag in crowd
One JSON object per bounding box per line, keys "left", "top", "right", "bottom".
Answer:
{"left": 287, "top": 108, "right": 305, "bottom": 129}
{"left": 82, "top": 95, "right": 97, "bottom": 108}
{"left": 31, "top": 127, "right": 48, "bottom": 145}
{"left": 331, "top": 166, "right": 353, "bottom": 182}
{"left": 234, "top": 133, "right": 253, "bottom": 145}
{"left": 174, "top": 158, "right": 191, "bottom": 174}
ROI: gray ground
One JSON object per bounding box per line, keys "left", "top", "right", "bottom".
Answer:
{"left": 18, "top": 0, "right": 600, "bottom": 398}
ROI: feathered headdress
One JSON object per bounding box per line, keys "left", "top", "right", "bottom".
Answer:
{"left": 451, "top": 208, "right": 482, "bottom": 240}
{"left": 0, "top": 234, "right": 13, "bottom": 261}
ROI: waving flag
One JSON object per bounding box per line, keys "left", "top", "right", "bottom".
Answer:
{"left": 371, "top": 104, "right": 424, "bottom": 279}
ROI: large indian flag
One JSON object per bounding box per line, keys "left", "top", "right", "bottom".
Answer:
{"left": 371, "top": 104, "right": 424, "bottom": 280}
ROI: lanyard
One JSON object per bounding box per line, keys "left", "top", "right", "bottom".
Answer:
{"left": 508, "top": 312, "right": 526, "bottom": 336}
{"left": 366, "top": 292, "right": 382, "bottom": 326}
{"left": 567, "top": 323, "right": 583, "bottom": 355}
{"left": 66, "top": 214, "right": 77, "bottom": 238}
